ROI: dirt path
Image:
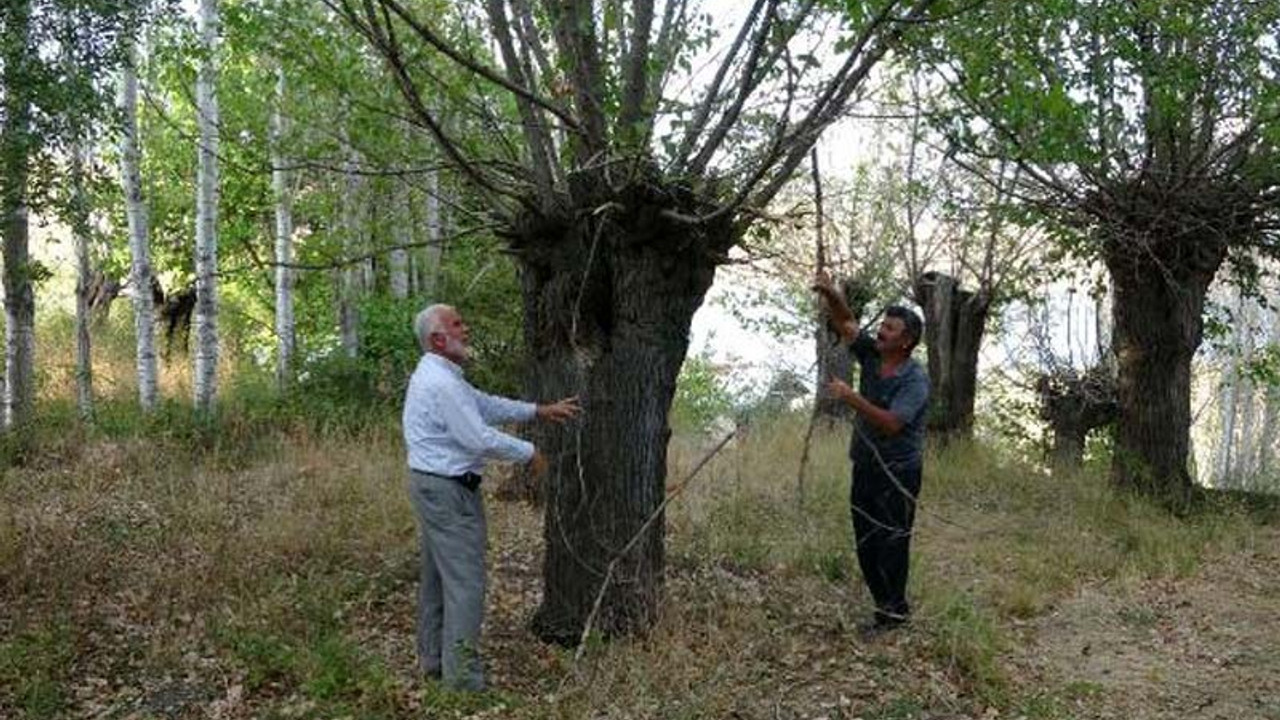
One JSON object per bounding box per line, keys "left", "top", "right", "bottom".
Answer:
{"left": 1013, "top": 528, "right": 1280, "bottom": 720}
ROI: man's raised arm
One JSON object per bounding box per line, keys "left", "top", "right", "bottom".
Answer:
{"left": 812, "top": 270, "right": 859, "bottom": 344}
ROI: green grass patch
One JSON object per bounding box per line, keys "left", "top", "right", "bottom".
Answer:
{"left": 0, "top": 620, "right": 75, "bottom": 719}
{"left": 922, "top": 589, "right": 1007, "bottom": 702}
{"left": 213, "top": 578, "right": 399, "bottom": 716}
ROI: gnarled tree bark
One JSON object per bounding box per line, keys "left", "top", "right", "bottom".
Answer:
{"left": 1038, "top": 365, "right": 1116, "bottom": 469}
{"left": 915, "top": 271, "right": 990, "bottom": 439}
{"left": 519, "top": 191, "right": 734, "bottom": 643}
{"left": 1093, "top": 180, "right": 1237, "bottom": 507}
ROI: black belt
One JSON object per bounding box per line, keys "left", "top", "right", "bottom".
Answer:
{"left": 413, "top": 468, "right": 482, "bottom": 492}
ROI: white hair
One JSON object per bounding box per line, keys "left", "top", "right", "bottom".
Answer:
{"left": 413, "top": 303, "right": 452, "bottom": 350}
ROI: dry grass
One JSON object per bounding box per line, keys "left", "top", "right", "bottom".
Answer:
{"left": 2, "top": 321, "right": 1276, "bottom": 718}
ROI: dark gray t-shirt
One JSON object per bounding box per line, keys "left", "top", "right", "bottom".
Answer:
{"left": 849, "top": 331, "right": 930, "bottom": 468}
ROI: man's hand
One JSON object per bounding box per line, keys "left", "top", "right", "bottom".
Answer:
{"left": 537, "top": 396, "right": 582, "bottom": 423}
{"left": 826, "top": 376, "right": 857, "bottom": 405}
{"left": 528, "top": 448, "right": 549, "bottom": 477}
{"left": 826, "top": 377, "right": 904, "bottom": 435}
{"left": 812, "top": 272, "right": 857, "bottom": 343}
{"left": 812, "top": 269, "right": 835, "bottom": 293}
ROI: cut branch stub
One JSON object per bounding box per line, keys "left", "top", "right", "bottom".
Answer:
{"left": 914, "top": 270, "right": 991, "bottom": 438}
{"left": 1038, "top": 364, "right": 1118, "bottom": 469}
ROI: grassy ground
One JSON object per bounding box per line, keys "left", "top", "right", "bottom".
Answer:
{"left": 2, "top": 314, "right": 1277, "bottom": 718}
{"left": 1, "top": 398, "right": 1277, "bottom": 719}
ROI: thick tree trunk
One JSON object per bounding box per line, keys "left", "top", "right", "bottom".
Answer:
{"left": 1105, "top": 238, "right": 1224, "bottom": 506}
{"left": 270, "top": 65, "right": 295, "bottom": 388}
{"left": 193, "top": 0, "right": 221, "bottom": 412}
{"left": 523, "top": 199, "right": 730, "bottom": 644}
{"left": 814, "top": 324, "right": 853, "bottom": 422}
{"left": 120, "top": 44, "right": 158, "bottom": 410}
{"left": 1, "top": 0, "right": 34, "bottom": 430}
{"left": 1052, "top": 426, "right": 1086, "bottom": 468}
{"left": 86, "top": 271, "right": 121, "bottom": 323}
{"left": 915, "top": 271, "right": 990, "bottom": 439}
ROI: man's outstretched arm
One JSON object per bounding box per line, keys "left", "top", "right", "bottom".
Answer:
{"left": 812, "top": 270, "right": 859, "bottom": 344}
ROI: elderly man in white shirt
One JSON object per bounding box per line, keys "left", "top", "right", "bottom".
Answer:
{"left": 403, "top": 303, "right": 579, "bottom": 691}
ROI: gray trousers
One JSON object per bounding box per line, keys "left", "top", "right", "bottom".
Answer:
{"left": 407, "top": 470, "right": 487, "bottom": 691}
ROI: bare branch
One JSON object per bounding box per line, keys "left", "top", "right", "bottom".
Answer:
{"left": 511, "top": 0, "right": 555, "bottom": 81}
{"left": 543, "top": 0, "right": 609, "bottom": 160}
{"left": 646, "top": 0, "right": 688, "bottom": 114}
{"left": 220, "top": 223, "right": 500, "bottom": 275}
{"left": 349, "top": 0, "right": 581, "bottom": 131}
{"left": 751, "top": 0, "right": 938, "bottom": 210}
{"left": 671, "top": 0, "right": 769, "bottom": 170}
{"left": 689, "top": 0, "right": 823, "bottom": 176}
{"left": 330, "top": 0, "right": 530, "bottom": 210}
{"left": 485, "top": 0, "right": 558, "bottom": 206}
{"left": 618, "top": 0, "right": 656, "bottom": 142}
{"left": 685, "top": 0, "right": 781, "bottom": 176}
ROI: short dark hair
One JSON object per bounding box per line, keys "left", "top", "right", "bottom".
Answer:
{"left": 884, "top": 305, "right": 924, "bottom": 351}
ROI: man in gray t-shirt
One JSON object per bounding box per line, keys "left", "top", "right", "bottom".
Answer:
{"left": 814, "top": 272, "right": 930, "bottom": 636}
{"left": 847, "top": 331, "right": 930, "bottom": 470}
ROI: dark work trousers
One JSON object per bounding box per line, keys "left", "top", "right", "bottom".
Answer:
{"left": 850, "top": 457, "right": 923, "bottom": 624}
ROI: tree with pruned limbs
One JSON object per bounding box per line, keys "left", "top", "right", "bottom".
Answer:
{"left": 914, "top": 0, "right": 1280, "bottom": 506}
{"left": 330, "top": 0, "right": 948, "bottom": 642}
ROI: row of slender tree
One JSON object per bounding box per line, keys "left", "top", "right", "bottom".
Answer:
{"left": 2, "top": 0, "right": 471, "bottom": 425}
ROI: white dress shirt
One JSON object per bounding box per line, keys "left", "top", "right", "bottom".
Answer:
{"left": 402, "top": 353, "right": 536, "bottom": 476}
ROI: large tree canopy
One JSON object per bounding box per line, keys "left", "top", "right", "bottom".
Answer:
{"left": 329, "top": 0, "right": 947, "bottom": 640}
{"left": 913, "top": 0, "right": 1280, "bottom": 504}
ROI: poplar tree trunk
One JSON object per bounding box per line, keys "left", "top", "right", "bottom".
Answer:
{"left": 1258, "top": 303, "right": 1280, "bottom": 476}
{"left": 270, "top": 64, "right": 295, "bottom": 388}
{"left": 389, "top": 181, "right": 410, "bottom": 299}
{"left": 339, "top": 148, "right": 361, "bottom": 357}
{"left": 1101, "top": 206, "right": 1230, "bottom": 506}
{"left": 813, "top": 277, "right": 861, "bottom": 424}
{"left": 1214, "top": 289, "right": 1245, "bottom": 485}
{"left": 915, "top": 271, "right": 990, "bottom": 439}
{"left": 71, "top": 139, "right": 94, "bottom": 418}
{"left": 421, "top": 167, "right": 443, "bottom": 297}
{"left": 1, "top": 0, "right": 35, "bottom": 430}
{"left": 193, "top": 0, "right": 221, "bottom": 412}
{"left": 524, "top": 198, "right": 735, "bottom": 644}
{"left": 120, "top": 41, "right": 158, "bottom": 410}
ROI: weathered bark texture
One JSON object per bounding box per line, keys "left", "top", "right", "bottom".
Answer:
{"left": 193, "top": 0, "right": 221, "bottom": 412}
{"left": 71, "top": 139, "right": 94, "bottom": 418}
{"left": 522, "top": 186, "right": 735, "bottom": 644}
{"left": 120, "top": 43, "right": 158, "bottom": 409}
{"left": 814, "top": 277, "right": 869, "bottom": 424}
{"left": 270, "top": 65, "right": 296, "bottom": 387}
{"left": 1093, "top": 180, "right": 1238, "bottom": 506}
{"left": 2, "top": 0, "right": 35, "bottom": 429}
{"left": 915, "top": 271, "right": 990, "bottom": 439}
{"left": 1038, "top": 365, "right": 1117, "bottom": 468}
